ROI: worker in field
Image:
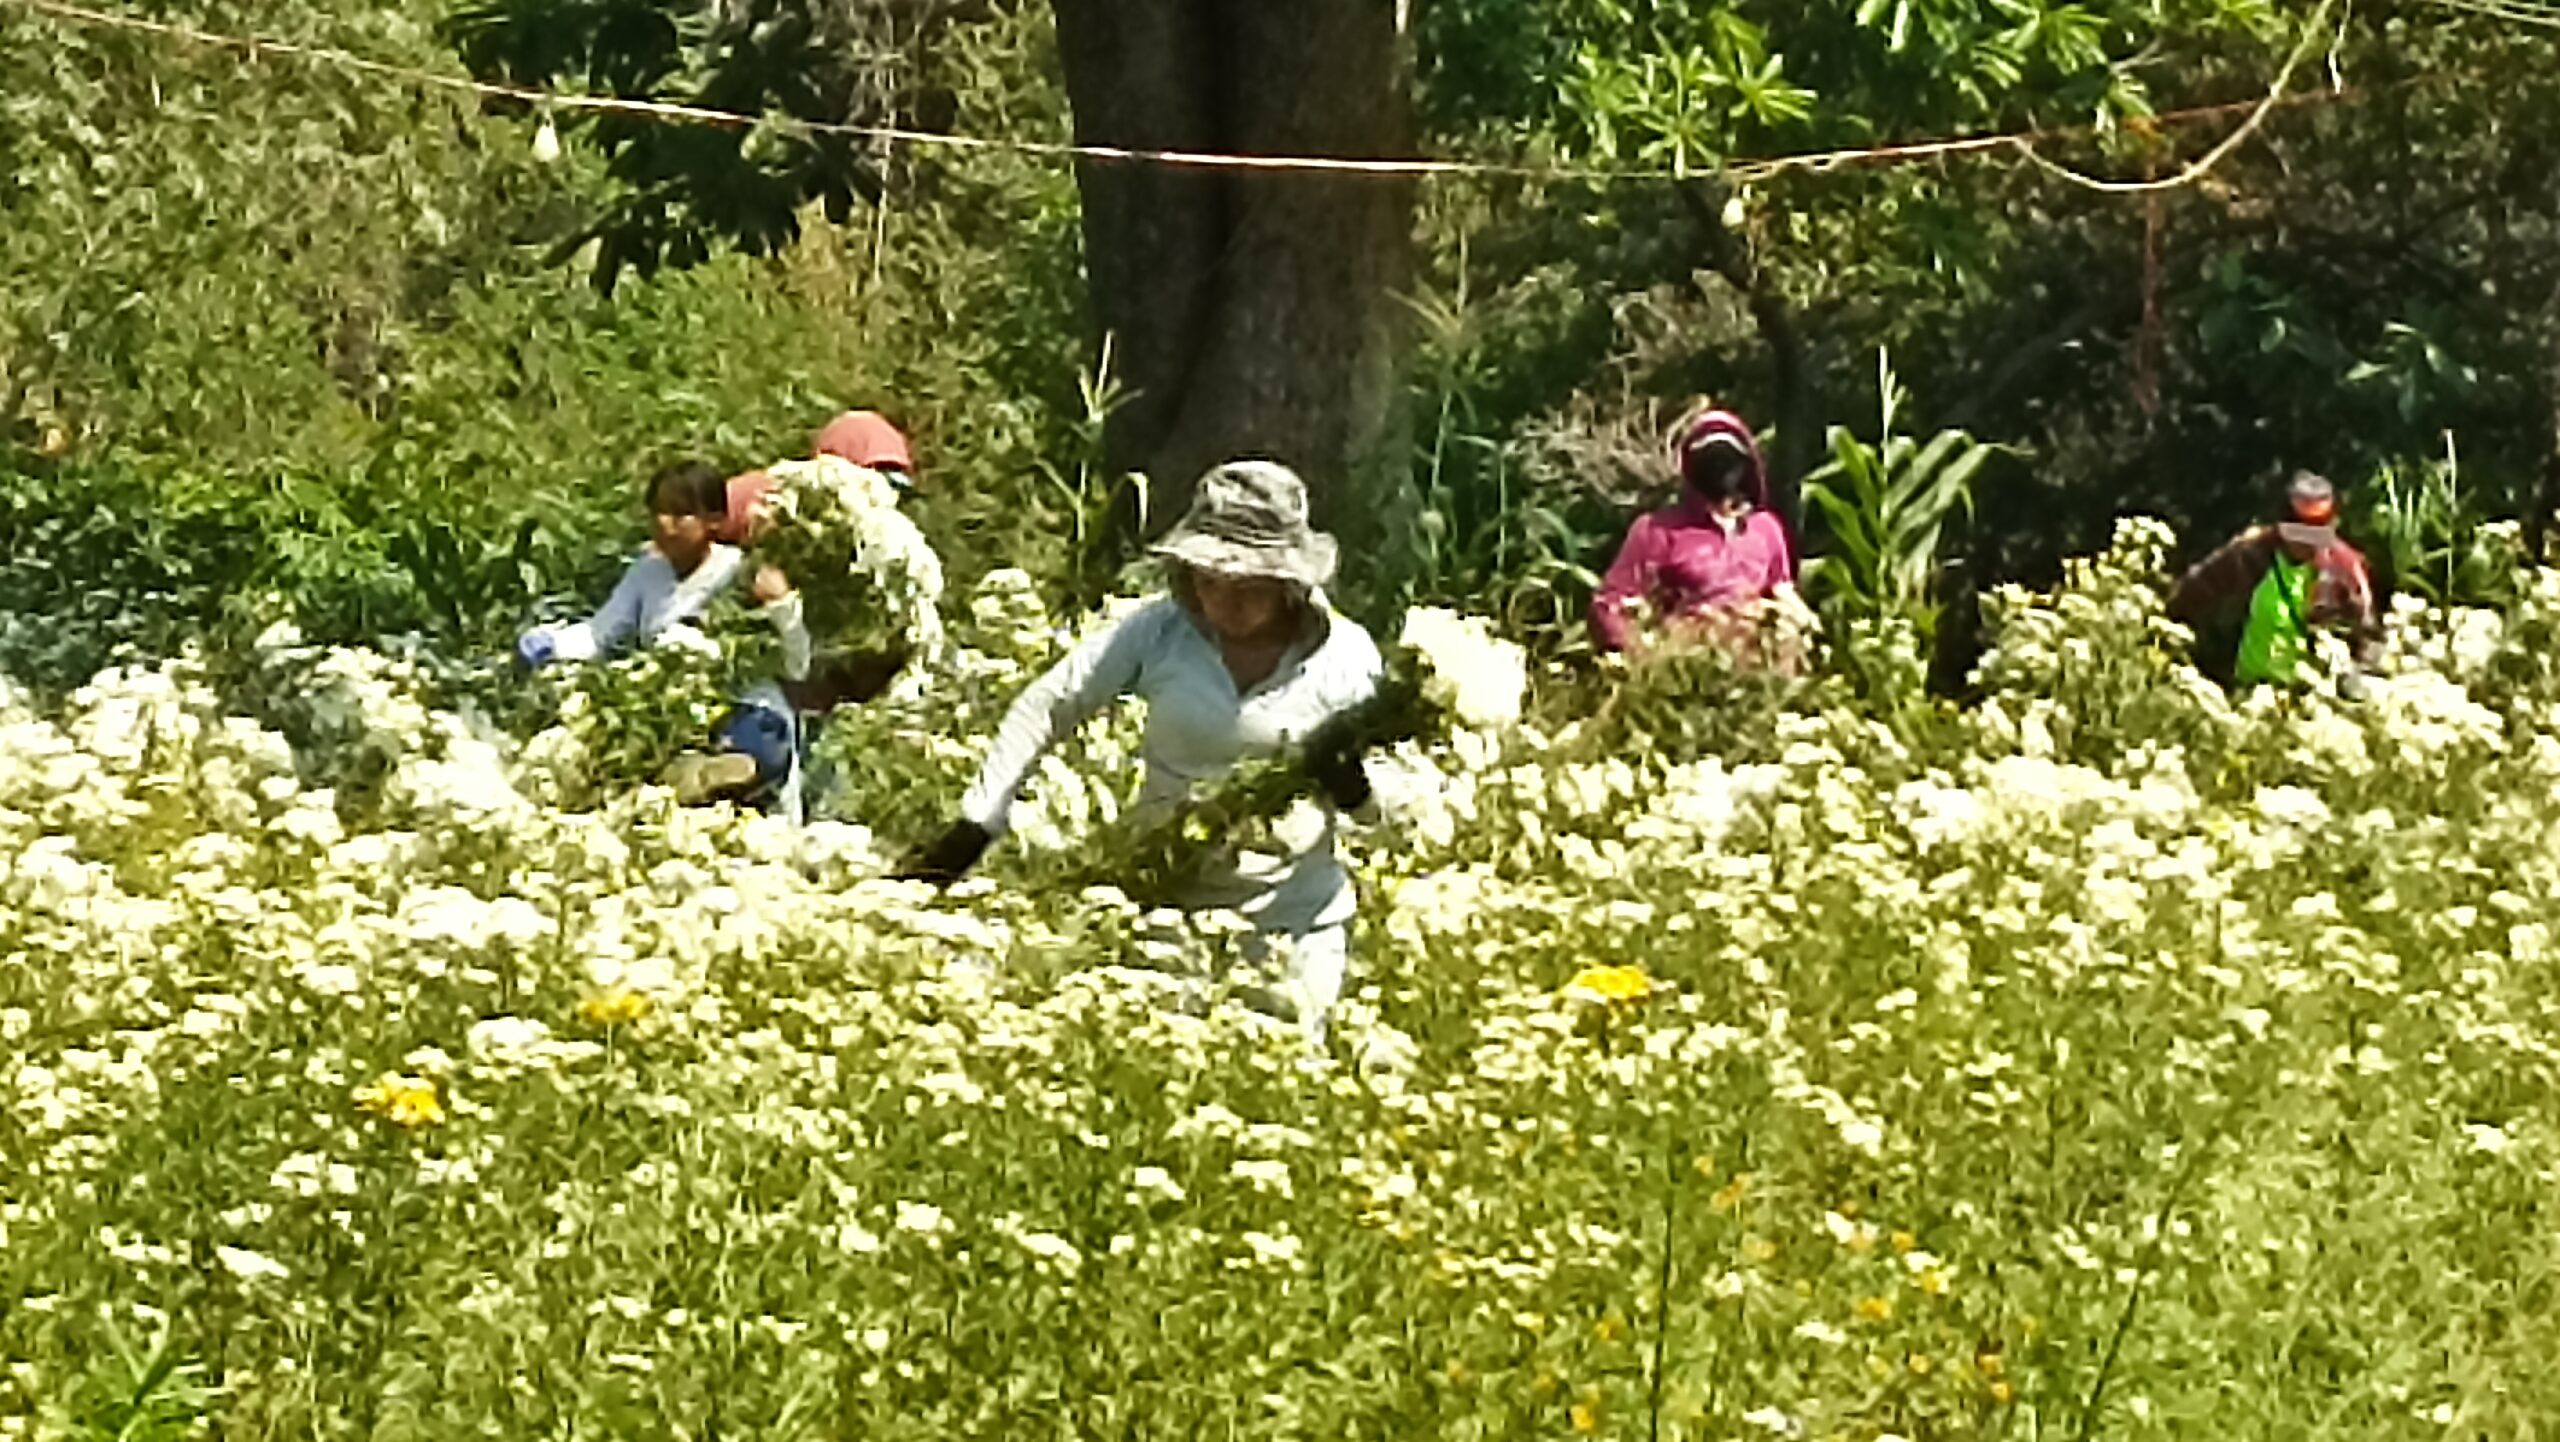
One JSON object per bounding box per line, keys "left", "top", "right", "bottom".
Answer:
{"left": 515, "top": 458, "right": 823, "bottom": 806}
{"left": 901, "top": 460, "right": 1381, "bottom": 1045}
{"left": 517, "top": 460, "right": 800, "bottom": 669}
{"left": 1591, "top": 408, "right": 1801, "bottom": 666}
{"left": 2167, "top": 470, "right": 2380, "bottom": 700}
{"left": 684, "top": 409, "right": 926, "bottom": 816}
{"left": 715, "top": 408, "right": 920, "bottom": 546}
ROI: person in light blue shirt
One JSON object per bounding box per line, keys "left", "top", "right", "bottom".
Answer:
{"left": 907, "top": 461, "right": 1382, "bottom": 1041}
{"left": 518, "top": 460, "right": 813, "bottom": 807}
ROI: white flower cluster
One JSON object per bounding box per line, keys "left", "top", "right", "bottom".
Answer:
{"left": 763, "top": 454, "right": 947, "bottom": 659}
{"left": 9, "top": 526, "right": 2560, "bottom": 1434}
{"left": 1400, "top": 606, "right": 1528, "bottom": 731}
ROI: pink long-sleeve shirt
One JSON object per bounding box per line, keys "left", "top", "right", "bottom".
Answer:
{"left": 1590, "top": 497, "right": 1796, "bottom": 652}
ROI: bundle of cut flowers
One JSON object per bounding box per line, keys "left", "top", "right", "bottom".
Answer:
{"left": 1060, "top": 607, "right": 1529, "bottom": 903}
{"left": 755, "top": 455, "right": 946, "bottom": 662}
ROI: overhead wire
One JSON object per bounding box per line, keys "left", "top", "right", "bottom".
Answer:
{"left": 0, "top": 0, "right": 2482, "bottom": 196}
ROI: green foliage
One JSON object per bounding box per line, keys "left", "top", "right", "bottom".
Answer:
{"left": 1545, "top": 643, "right": 1827, "bottom": 764}
{"left": 2358, "top": 440, "right": 2523, "bottom": 608}
{"left": 1421, "top": 0, "right": 2285, "bottom": 160}
{"left": 546, "top": 643, "right": 745, "bottom": 795}
{"left": 1409, "top": 0, "right": 2560, "bottom": 642}
{"left": 58, "top": 1318, "right": 217, "bottom": 1442}
{"left": 1802, "top": 353, "right": 1996, "bottom": 651}
{"left": 1393, "top": 270, "right": 1625, "bottom": 650}
{"left": 1036, "top": 339, "right": 1159, "bottom": 615}
{"left": 0, "top": 0, "right": 1094, "bottom": 694}
{"left": 1971, "top": 516, "right": 2224, "bottom": 766}
{"left": 441, "top": 0, "right": 905, "bottom": 288}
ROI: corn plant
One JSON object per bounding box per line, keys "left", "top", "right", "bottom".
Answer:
{"left": 1802, "top": 351, "right": 1999, "bottom": 689}
{"left": 2360, "top": 435, "right": 2520, "bottom": 608}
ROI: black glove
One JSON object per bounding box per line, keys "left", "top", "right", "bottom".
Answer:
{"left": 900, "top": 819, "right": 992, "bottom": 884}
{"left": 1305, "top": 738, "right": 1373, "bottom": 812}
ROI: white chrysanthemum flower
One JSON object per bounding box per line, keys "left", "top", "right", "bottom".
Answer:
{"left": 762, "top": 455, "right": 946, "bottom": 661}
{"left": 1229, "top": 1157, "right": 1294, "bottom": 1197}
{"left": 1401, "top": 607, "right": 1527, "bottom": 730}
{"left": 216, "top": 1245, "right": 290, "bottom": 1282}
{"left": 1232, "top": 1230, "right": 1304, "bottom": 1270}
{"left": 1129, "top": 1165, "right": 1185, "bottom": 1204}
{"left": 1012, "top": 1230, "right": 1081, "bottom": 1274}
{"left": 1742, "top": 1406, "right": 1802, "bottom": 1436}
{"left": 2254, "top": 785, "right": 2332, "bottom": 831}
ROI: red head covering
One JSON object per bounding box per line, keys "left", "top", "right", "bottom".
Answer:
{"left": 718, "top": 469, "right": 775, "bottom": 545}
{"left": 813, "top": 410, "right": 915, "bottom": 477}
{"left": 1676, "top": 409, "right": 1772, "bottom": 509}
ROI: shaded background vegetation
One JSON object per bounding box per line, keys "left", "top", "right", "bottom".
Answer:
{"left": 3, "top": 0, "right": 2556, "bottom": 693}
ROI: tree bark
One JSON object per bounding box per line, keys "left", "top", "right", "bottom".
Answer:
{"left": 2535, "top": 275, "right": 2560, "bottom": 562}
{"left": 1683, "top": 180, "right": 1807, "bottom": 535}
{"left": 1049, "top": 0, "right": 1418, "bottom": 597}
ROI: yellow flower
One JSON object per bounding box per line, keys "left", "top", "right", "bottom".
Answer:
{"left": 1908, "top": 1352, "right": 1935, "bottom": 1377}
{"left": 578, "top": 986, "right": 654, "bottom": 1028}
{"left": 354, "top": 1073, "right": 443, "bottom": 1131}
{"left": 1856, "top": 1295, "right": 1895, "bottom": 1323}
{"left": 1975, "top": 1350, "right": 2005, "bottom": 1379}
{"left": 1560, "top": 964, "right": 1653, "bottom": 1005}
{"left": 1915, "top": 1266, "right": 1951, "bottom": 1297}
{"left": 1890, "top": 1230, "right": 1917, "bottom": 1255}
{"left": 1742, "top": 1235, "right": 1779, "bottom": 1264}
{"left": 1989, "top": 1380, "right": 2016, "bottom": 1406}
{"left": 1570, "top": 1401, "right": 1600, "bottom": 1434}
{"left": 1711, "top": 1173, "right": 1751, "bottom": 1212}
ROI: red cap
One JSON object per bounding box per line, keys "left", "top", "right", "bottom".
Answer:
{"left": 718, "top": 469, "right": 775, "bottom": 545}
{"left": 2286, "top": 470, "right": 2338, "bottom": 525}
{"left": 813, "top": 410, "right": 915, "bottom": 477}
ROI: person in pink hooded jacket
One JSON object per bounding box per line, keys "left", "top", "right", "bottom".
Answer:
{"left": 1591, "top": 409, "right": 1799, "bottom": 658}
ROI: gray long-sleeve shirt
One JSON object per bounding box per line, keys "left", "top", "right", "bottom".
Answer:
{"left": 960, "top": 594, "right": 1382, "bottom": 934}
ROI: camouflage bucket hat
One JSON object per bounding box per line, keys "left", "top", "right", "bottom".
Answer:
{"left": 1150, "top": 460, "right": 1339, "bottom": 590}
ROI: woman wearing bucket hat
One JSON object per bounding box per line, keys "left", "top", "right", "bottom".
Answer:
{"left": 2168, "top": 470, "right": 2381, "bottom": 697}
{"left": 904, "top": 460, "right": 1384, "bottom": 1042}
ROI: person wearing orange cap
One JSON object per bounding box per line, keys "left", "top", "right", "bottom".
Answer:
{"left": 715, "top": 411, "right": 916, "bottom": 545}
{"left": 813, "top": 409, "right": 917, "bottom": 490}
{"left": 675, "top": 411, "right": 922, "bottom": 815}
{"left": 2168, "top": 471, "right": 2380, "bottom": 698}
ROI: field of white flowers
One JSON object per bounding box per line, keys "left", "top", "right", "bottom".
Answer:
{"left": 5, "top": 520, "right": 2558, "bottom": 1440}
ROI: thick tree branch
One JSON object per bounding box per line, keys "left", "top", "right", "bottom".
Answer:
{"left": 1678, "top": 179, "right": 1806, "bottom": 534}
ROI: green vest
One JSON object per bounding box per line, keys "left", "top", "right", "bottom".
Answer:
{"left": 2236, "top": 553, "right": 2313, "bottom": 685}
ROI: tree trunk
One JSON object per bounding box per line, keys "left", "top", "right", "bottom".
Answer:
{"left": 1049, "top": 0, "right": 1418, "bottom": 598}
{"left": 2534, "top": 275, "right": 2560, "bottom": 563}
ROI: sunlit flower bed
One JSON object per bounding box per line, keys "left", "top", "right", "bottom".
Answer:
{"left": 4, "top": 522, "right": 2558, "bottom": 1438}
